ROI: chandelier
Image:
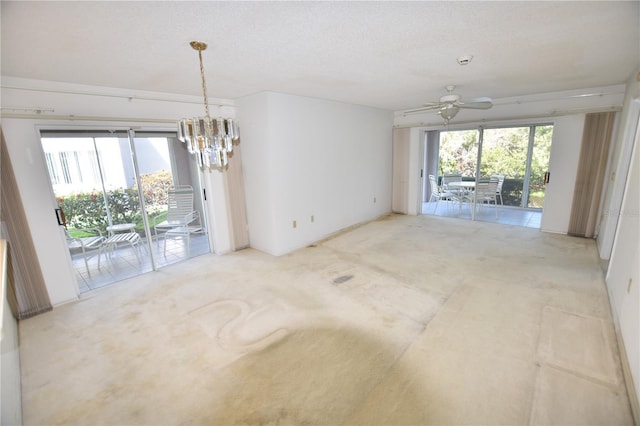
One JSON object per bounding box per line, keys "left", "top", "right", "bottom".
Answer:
{"left": 177, "top": 41, "right": 239, "bottom": 170}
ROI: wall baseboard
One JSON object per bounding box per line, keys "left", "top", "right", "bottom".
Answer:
{"left": 616, "top": 329, "right": 640, "bottom": 425}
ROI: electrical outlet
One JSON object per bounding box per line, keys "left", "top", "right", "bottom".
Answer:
{"left": 292, "top": 220, "right": 297, "bottom": 228}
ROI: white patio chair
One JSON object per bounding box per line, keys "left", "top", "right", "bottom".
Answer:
{"left": 428, "top": 174, "right": 454, "bottom": 213}
{"left": 65, "top": 227, "right": 105, "bottom": 275}
{"left": 473, "top": 181, "right": 500, "bottom": 218}
{"left": 153, "top": 185, "right": 199, "bottom": 240}
{"left": 441, "top": 174, "right": 463, "bottom": 193}
{"left": 491, "top": 175, "right": 505, "bottom": 205}
{"left": 162, "top": 213, "right": 202, "bottom": 256}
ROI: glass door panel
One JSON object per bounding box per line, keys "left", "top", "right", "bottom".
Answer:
{"left": 131, "top": 136, "right": 210, "bottom": 267}
{"left": 439, "top": 129, "right": 479, "bottom": 178}
{"left": 480, "top": 127, "right": 530, "bottom": 206}
{"left": 526, "top": 125, "right": 553, "bottom": 208}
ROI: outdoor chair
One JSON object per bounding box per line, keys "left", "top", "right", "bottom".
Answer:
{"left": 153, "top": 185, "right": 197, "bottom": 236}
{"left": 491, "top": 175, "right": 505, "bottom": 205}
{"left": 65, "top": 227, "right": 105, "bottom": 275}
{"left": 428, "top": 174, "right": 454, "bottom": 213}
{"left": 442, "top": 174, "right": 463, "bottom": 195}
{"left": 161, "top": 212, "right": 202, "bottom": 257}
{"left": 473, "top": 181, "right": 500, "bottom": 218}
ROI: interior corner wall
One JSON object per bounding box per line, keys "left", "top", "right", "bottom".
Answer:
{"left": 239, "top": 92, "right": 393, "bottom": 256}
{"left": 605, "top": 119, "right": 640, "bottom": 417}
{"left": 236, "top": 92, "right": 277, "bottom": 255}
{"left": 598, "top": 71, "right": 640, "bottom": 260}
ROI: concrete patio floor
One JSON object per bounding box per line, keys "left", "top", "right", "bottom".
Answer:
{"left": 19, "top": 214, "right": 634, "bottom": 425}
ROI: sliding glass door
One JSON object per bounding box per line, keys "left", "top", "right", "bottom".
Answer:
{"left": 435, "top": 125, "right": 552, "bottom": 208}
{"left": 41, "top": 131, "right": 209, "bottom": 292}
{"left": 424, "top": 123, "right": 553, "bottom": 225}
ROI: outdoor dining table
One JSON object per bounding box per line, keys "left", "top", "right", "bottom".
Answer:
{"left": 446, "top": 181, "right": 478, "bottom": 220}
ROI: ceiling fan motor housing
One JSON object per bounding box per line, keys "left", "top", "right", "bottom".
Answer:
{"left": 440, "top": 94, "right": 461, "bottom": 103}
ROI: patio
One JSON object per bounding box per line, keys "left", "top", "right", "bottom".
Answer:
{"left": 70, "top": 232, "right": 210, "bottom": 293}
{"left": 422, "top": 200, "right": 542, "bottom": 229}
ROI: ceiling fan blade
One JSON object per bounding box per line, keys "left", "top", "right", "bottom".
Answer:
{"left": 458, "top": 97, "right": 493, "bottom": 109}
{"left": 403, "top": 103, "right": 442, "bottom": 114}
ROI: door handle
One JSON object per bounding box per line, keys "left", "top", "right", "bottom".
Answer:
{"left": 55, "top": 208, "right": 66, "bottom": 226}
{"left": 544, "top": 172, "right": 551, "bottom": 185}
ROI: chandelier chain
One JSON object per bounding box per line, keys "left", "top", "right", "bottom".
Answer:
{"left": 197, "top": 49, "right": 210, "bottom": 120}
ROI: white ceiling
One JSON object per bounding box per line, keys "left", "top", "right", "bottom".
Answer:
{"left": 1, "top": 1, "right": 639, "bottom": 112}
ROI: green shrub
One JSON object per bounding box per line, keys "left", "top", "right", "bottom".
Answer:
{"left": 58, "top": 170, "right": 173, "bottom": 236}
{"left": 138, "top": 170, "right": 173, "bottom": 210}
{"left": 59, "top": 189, "right": 139, "bottom": 236}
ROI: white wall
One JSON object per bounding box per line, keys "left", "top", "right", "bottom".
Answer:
{"left": 239, "top": 92, "right": 392, "bottom": 256}
{"left": 1, "top": 77, "right": 236, "bottom": 305}
{"left": 606, "top": 86, "right": 640, "bottom": 415}
{"left": 598, "top": 72, "right": 640, "bottom": 259}
{"left": 235, "top": 93, "right": 277, "bottom": 255}
{"left": 540, "top": 114, "right": 586, "bottom": 234}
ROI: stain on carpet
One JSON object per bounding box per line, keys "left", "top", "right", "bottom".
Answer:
{"left": 333, "top": 275, "right": 354, "bottom": 285}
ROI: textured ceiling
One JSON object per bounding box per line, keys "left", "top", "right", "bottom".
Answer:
{"left": 1, "top": 1, "right": 639, "bottom": 111}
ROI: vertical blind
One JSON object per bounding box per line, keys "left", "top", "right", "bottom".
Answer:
{"left": 1, "top": 130, "right": 52, "bottom": 318}
{"left": 568, "top": 112, "right": 616, "bottom": 238}
{"left": 226, "top": 145, "right": 250, "bottom": 250}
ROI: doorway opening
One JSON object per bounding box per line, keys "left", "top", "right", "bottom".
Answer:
{"left": 41, "top": 130, "right": 210, "bottom": 292}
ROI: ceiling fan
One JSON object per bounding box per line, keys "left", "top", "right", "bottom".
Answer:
{"left": 404, "top": 85, "right": 493, "bottom": 123}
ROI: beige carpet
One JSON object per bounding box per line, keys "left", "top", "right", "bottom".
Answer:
{"left": 19, "top": 214, "right": 634, "bottom": 425}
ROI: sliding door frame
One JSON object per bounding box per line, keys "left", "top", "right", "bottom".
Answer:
{"left": 39, "top": 127, "right": 210, "bottom": 290}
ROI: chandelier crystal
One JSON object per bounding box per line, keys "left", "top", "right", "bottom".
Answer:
{"left": 177, "top": 41, "right": 239, "bottom": 170}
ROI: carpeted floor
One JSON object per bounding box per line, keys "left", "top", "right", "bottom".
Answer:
{"left": 19, "top": 214, "right": 634, "bottom": 425}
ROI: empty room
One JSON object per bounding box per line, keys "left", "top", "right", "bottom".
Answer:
{"left": 1, "top": 1, "right": 639, "bottom": 425}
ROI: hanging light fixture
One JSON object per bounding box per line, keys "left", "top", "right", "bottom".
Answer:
{"left": 177, "top": 41, "right": 239, "bottom": 170}
{"left": 439, "top": 104, "right": 459, "bottom": 124}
